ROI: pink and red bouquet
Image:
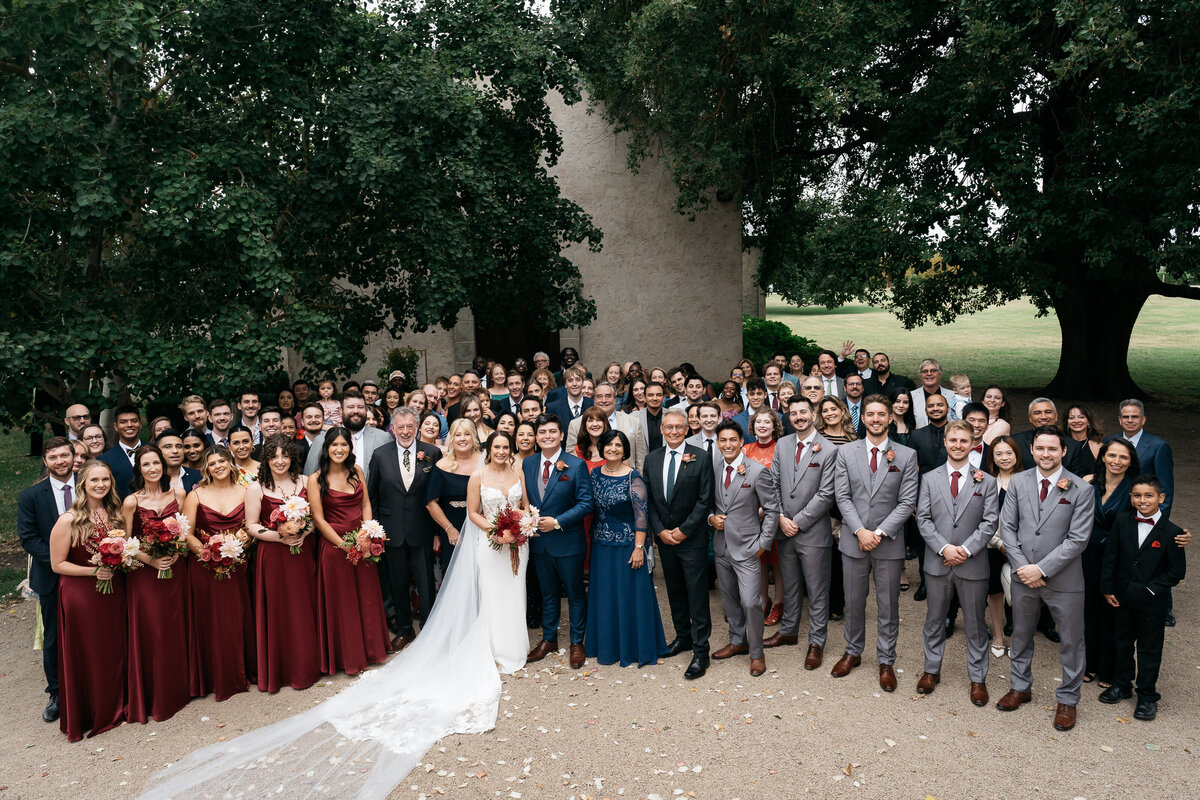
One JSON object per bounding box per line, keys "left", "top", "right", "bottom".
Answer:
{"left": 269, "top": 495, "right": 313, "bottom": 555}
{"left": 89, "top": 530, "right": 142, "bottom": 594}
{"left": 343, "top": 519, "right": 386, "bottom": 565}
{"left": 140, "top": 512, "right": 191, "bottom": 579}
{"left": 197, "top": 531, "right": 246, "bottom": 580}
{"left": 487, "top": 504, "right": 540, "bottom": 576}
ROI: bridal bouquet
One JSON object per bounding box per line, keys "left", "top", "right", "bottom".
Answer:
{"left": 344, "top": 519, "right": 386, "bottom": 565}
{"left": 269, "top": 495, "right": 313, "bottom": 555}
{"left": 197, "top": 531, "right": 246, "bottom": 580}
{"left": 140, "top": 513, "right": 191, "bottom": 579}
{"left": 487, "top": 503, "right": 539, "bottom": 576}
{"left": 90, "top": 530, "right": 142, "bottom": 594}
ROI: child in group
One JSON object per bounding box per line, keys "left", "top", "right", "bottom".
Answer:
{"left": 1100, "top": 476, "right": 1186, "bottom": 721}
{"left": 948, "top": 374, "right": 972, "bottom": 418}
{"left": 317, "top": 379, "right": 342, "bottom": 426}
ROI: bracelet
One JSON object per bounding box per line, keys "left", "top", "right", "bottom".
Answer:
{"left": 634, "top": 544, "right": 644, "bottom": 549}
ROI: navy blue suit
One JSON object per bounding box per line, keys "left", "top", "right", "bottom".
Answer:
{"left": 99, "top": 443, "right": 141, "bottom": 500}
{"left": 17, "top": 479, "right": 64, "bottom": 694}
{"left": 180, "top": 466, "right": 202, "bottom": 493}
{"left": 1105, "top": 432, "right": 1174, "bottom": 514}
{"left": 523, "top": 451, "right": 594, "bottom": 644}
{"left": 546, "top": 395, "right": 592, "bottom": 427}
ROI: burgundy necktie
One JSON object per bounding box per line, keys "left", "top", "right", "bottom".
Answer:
{"left": 63, "top": 482, "right": 73, "bottom": 509}
{"left": 795, "top": 441, "right": 804, "bottom": 465}
{"left": 950, "top": 470, "right": 960, "bottom": 499}
{"left": 1136, "top": 517, "right": 1155, "bottom": 525}
{"left": 541, "top": 459, "right": 551, "bottom": 491}
{"left": 1039, "top": 478, "right": 1049, "bottom": 503}
{"left": 724, "top": 465, "right": 733, "bottom": 491}
{"left": 870, "top": 447, "right": 878, "bottom": 473}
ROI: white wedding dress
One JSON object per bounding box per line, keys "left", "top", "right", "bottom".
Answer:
{"left": 139, "top": 481, "right": 529, "bottom": 800}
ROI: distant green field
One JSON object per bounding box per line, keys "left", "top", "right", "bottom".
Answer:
{"left": 768, "top": 295, "right": 1200, "bottom": 406}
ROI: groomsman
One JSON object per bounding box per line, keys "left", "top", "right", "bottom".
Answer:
{"left": 709, "top": 421, "right": 779, "bottom": 677}
{"left": 996, "top": 426, "right": 1094, "bottom": 731}
{"left": 914, "top": 421, "right": 999, "bottom": 705}
{"left": 765, "top": 396, "right": 837, "bottom": 669}
{"left": 524, "top": 413, "right": 594, "bottom": 669}
{"left": 831, "top": 395, "right": 919, "bottom": 691}
{"left": 645, "top": 408, "right": 715, "bottom": 679}
{"left": 99, "top": 405, "right": 144, "bottom": 499}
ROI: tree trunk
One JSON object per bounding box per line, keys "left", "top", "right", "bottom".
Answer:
{"left": 1044, "top": 274, "right": 1148, "bottom": 401}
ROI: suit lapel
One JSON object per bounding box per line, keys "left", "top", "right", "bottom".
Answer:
{"left": 1035, "top": 477, "right": 1059, "bottom": 529}
{"left": 934, "top": 468, "right": 955, "bottom": 516}
{"left": 952, "top": 472, "right": 975, "bottom": 524}
{"left": 542, "top": 460, "right": 564, "bottom": 504}
{"left": 854, "top": 442, "right": 875, "bottom": 496}
{"left": 1136, "top": 520, "right": 1164, "bottom": 555}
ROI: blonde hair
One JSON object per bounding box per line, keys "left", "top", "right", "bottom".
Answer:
{"left": 817, "top": 396, "right": 857, "bottom": 440}
{"left": 530, "top": 368, "right": 557, "bottom": 390}
{"left": 68, "top": 460, "right": 123, "bottom": 547}
{"left": 444, "top": 418, "right": 480, "bottom": 470}
{"left": 199, "top": 445, "right": 241, "bottom": 487}
{"left": 948, "top": 373, "right": 970, "bottom": 391}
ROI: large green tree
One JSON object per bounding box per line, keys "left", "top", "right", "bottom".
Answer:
{"left": 0, "top": 0, "right": 599, "bottom": 427}
{"left": 558, "top": 0, "right": 1200, "bottom": 398}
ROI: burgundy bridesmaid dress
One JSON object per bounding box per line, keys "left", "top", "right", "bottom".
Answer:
{"left": 188, "top": 502, "right": 255, "bottom": 701}
{"left": 58, "top": 536, "right": 127, "bottom": 741}
{"left": 317, "top": 483, "right": 390, "bottom": 675}
{"left": 255, "top": 491, "right": 320, "bottom": 692}
{"left": 126, "top": 500, "right": 190, "bottom": 722}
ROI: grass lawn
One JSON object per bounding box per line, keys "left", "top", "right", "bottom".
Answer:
{"left": 768, "top": 294, "right": 1200, "bottom": 407}
{"left": 0, "top": 431, "right": 39, "bottom": 599}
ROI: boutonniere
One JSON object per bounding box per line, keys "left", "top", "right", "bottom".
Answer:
{"left": 555, "top": 460, "right": 567, "bottom": 472}
{"left": 810, "top": 442, "right": 822, "bottom": 454}
{"left": 972, "top": 470, "right": 984, "bottom": 484}
{"left": 1056, "top": 478, "right": 1073, "bottom": 493}
{"left": 682, "top": 453, "right": 696, "bottom": 464}
{"left": 885, "top": 449, "right": 896, "bottom": 463}
{"left": 736, "top": 464, "right": 747, "bottom": 475}
{"left": 416, "top": 450, "right": 426, "bottom": 462}
{"left": 1150, "top": 540, "right": 1162, "bottom": 549}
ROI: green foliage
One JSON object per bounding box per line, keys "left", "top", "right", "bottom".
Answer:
{"left": 379, "top": 347, "right": 421, "bottom": 393}
{"left": 741, "top": 316, "right": 820, "bottom": 372}
{"left": 0, "top": 0, "right": 600, "bottom": 426}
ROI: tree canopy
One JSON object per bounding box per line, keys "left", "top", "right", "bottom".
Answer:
{"left": 0, "top": 0, "right": 599, "bottom": 426}
{"left": 557, "top": 0, "right": 1200, "bottom": 398}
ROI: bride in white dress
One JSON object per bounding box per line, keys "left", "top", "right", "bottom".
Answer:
{"left": 140, "top": 428, "right": 531, "bottom": 800}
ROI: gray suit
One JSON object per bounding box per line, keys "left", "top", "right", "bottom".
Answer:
{"left": 915, "top": 466, "right": 999, "bottom": 682}
{"left": 834, "top": 439, "right": 919, "bottom": 664}
{"left": 302, "top": 426, "right": 393, "bottom": 483}
{"left": 769, "top": 432, "right": 837, "bottom": 646}
{"left": 712, "top": 457, "right": 779, "bottom": 658}
{"left": 1000, "top": 467, "right": 1095, "bottom": 704}
{"left": 566, "top": 411, "right": 646, "bottom": 471}
{"left": 685, "top": 432, "right": 721, "bottom": 468}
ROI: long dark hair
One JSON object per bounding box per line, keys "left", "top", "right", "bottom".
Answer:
{"left": 317, "top": 426, "right": 358, "bottom": 495}
{"left": 258, "top": 434, "right": 300, "bottom": 490}
{"left": 887, "top": 388, "right": 918, "bottom": 431}
{"left": 129, "top": 443, "right": 171, "bottom": 494}
{"left": 1095, "top": 438, "right": 1141, "bottom": 484}
{"left": 622, "top": 378, "right": 646, "bottom": 412}
{"left": 982, "top": 384, "right": 1011, "bottom": 423}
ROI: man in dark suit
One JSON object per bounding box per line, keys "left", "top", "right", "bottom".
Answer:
{"left": 368, "top": 407, "right": 442, "bottom": 651}
{"left": 17, "top": 437, "right": 75, "bottom": 722}
{"left": 1100, "top": 476, "right": 1185, "bottom": 721}
{"left": 523, "top": 413, "right": 594, "bottom": 669}
{"left": 863, "top": 352, "right": 915, "bottom": 397}
{"left": 490, "top": 372, "right": 527, "bottom": 417}
{"left": 98, "top": 404, "right": 144, "bottom": 499}
{"left": 909, "top": 393, "right": 950, "bottom": 475}
{"left": 645, "top": 407, "right": 716, "bottom": 679}
{"left": 545, "top": 365, "right": 592, "bottom": 424}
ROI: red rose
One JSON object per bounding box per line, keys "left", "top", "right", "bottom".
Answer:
{"left": 370, "top": 541, "right": 384, "bottom": 556}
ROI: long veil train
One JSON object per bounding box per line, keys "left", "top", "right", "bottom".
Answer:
{"left": 140, "top": 521, "right": 500, "bottom": 800}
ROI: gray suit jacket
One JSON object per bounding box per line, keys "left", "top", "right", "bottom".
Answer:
{"left": 566, "top": 411, "right": 646, "bottom": 472}
{"left": 834, "top": 439, "right": 919, "bottom": 559}
{"left": 770, "top": 432, "right": 837, "bottom": 547}
{"left": 685, "top": 432, "right": 721, "bottom": 470}
{"left": 712, "top": 458, "right": 779, "bottom": 560}
{"left": 302, "top": 426, "right": 393, "bottom": 483}
{"left": 915, "top": 466, "right": 999, "bottom": 579}
{"left": 998, "top": 467, "right": 1094, "bottom": 592}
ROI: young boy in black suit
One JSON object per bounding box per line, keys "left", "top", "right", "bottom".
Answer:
{"left": 1099, "top": 476, "right": 1186, "bottom": 721}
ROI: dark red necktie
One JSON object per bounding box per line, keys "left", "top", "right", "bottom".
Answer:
{"left": 541, "top": 459, "right": 551, "bottom": 491}
{"left": 795, "top": 441, "right": 804, "bottom": 465}
{"left": 1136, "top": 517, "right": 1155, "bottom": 525}
{"left": 950, "top": 470, "right": 960, "bottom": 499}
{"left": 1039, "top": 478, "right": 1049, "bottom": 502}
{"left": 870, "top": 447, "right": 878, "bottom": 473}
{"left": 724, "top": 465, "right": 733, "bottom": 490}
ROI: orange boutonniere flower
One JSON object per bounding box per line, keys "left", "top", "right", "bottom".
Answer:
{"left": 1056, "top": 478, "right": 1073, "bottom": 493}
{"left": 682, "top": 453, "right": 697, "bottom": 464}
{"left": 972, "top": 470, "right": 984, "bottom": 484}
{"left": 810, "top": 442, "right": 822, "bottom": 454}
{"left": 885, "top": 449, "right": 896, "bottom": 463}
{"left": 736, "top": 464, "right": 747, "bottom": 475}
{"left": 555, "top": 460, "right": 568, "bottom": 472}
{"left": 416, "top": 450, "right": 426, "bottom": 462}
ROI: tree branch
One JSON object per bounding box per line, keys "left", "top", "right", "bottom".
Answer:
{"left": 0, "top": 60, "right": 33, "bottom": 79}
{"left": 1152, "top": 279, "right": 1200, "bottom": 301}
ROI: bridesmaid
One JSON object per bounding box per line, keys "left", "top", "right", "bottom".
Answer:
{"left": 228, "top": 425, "right": 260, "bottom": 482}
{"left": 425, "top": 419, "right": 483, "bottom": 574}
{"left": 308, "top": 427, "right": 390, "bottom": 675}
{"left": 246, "top": 435, "right": 320, "bottom": 692}
{"left": 122, "top": 445, "right": 189, "bottom": 723}
{"left": 182, "top": 446, "right": 254, "bottom": 701}
{"left": 49, "top": 460, "right": 127, "bottom": 741}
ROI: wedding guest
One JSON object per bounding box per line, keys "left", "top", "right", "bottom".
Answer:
{"left": 786, "top": 355, "right": 806, "bottom": 384}
{"left": 407, "top": 390, "right": 429, "bottom": 415}
{"left": 985, "top": 436, "right": 1023, "bottom": 657}
{"left": 236, "top": 390, "right": 262, "bottom": 444}
{"left": 742, "top": 408, "right": 783, "bottom": 626}
{"left": 686, "top": 404, "right": 702, "bottom": 437}
{"left": 1011, "top": 398, "right": 1089, "bottom": 480}
{"left": 122, "top": 444, "right": 189, "bottom": 723}
{"left": 246, "top": 435, "right": 320, "bottom": 692}
{"left": 292, "top": 379, "right": 312, "bottom": 408}
{"left": 622, "top": 378, "right": 647, "bottom": 413}
{"left": 645, "top": 408, "right": 715, "bottom": 680}
{"left": 581, "top": 377, "right": 595, "bottom": 398}
{"left": 716, "top": 380, "right": 744, "bottom": 419}
{"left": 365, "top": 405, "right": 386, "bottom": 430}
{"left": 302, "top": 391, "right": 393, "bottom": 483}
{"left": 487, "top": 363, "right": 510, "bottom": 406}
{"left": 17, "top": 437, "right": 76, "bottom": 723}
{"left": 148, "top": 416, "right": 172, "bottom": 439}
{"left": 361, "top": 381, "right": 381, "bottom": 408}
{"left": 887, "top": 388, "right": 916, "bottom": 445}
{"left": 280, "top": 416, "right": 298, "bottom": 440}
{"left": 567, "top": 382, "right": 645, "bottom": 472}
{"left": 731, "top": 377, "right": 768, "bottom": 437}
{"left": 685, "top": 401, "right": 721, "bottom": 457}
{"left": 494, "top": 412, "right": 518, "bottom": 437}
{"left": 519, "top": 397, "right": 544, "bottom": 425}
{"left": 815, "top": 351, "right": 844, "bottom": 399}
{"left": 418, "top": 411, "right": 444, "bottom": 449}
{"left": 530, "top": 367, "right": 556, "bottom": 398}
{"left": 81, "top": 423, "right": 107, "bottom": 458}
{"left": 1065, "top": 404, "right": 1103, "bottom": 478}
{"left": 383, "top": 388, "right": 404, "bottom": 422}
{"left": 49, "top": 460, "right": 127, "bottom": 741}
{"left": 308, "top": 428, "right": 390, "bottom": 675}
{"left": 1111, "top": 399, "right": 1174, "bottom": 513}
{"left": 459, "top": 394, "right": 493, "bottom": 440}
{"left": 574, "top": 406, "right": 611, "bottom": 470}
{"left": 863, "top": 352, "right": 914, "bottom": 397}
{"left": 585, "top": 431, "right": 667, "bottom": 668}
{"left": 948, "top": 374, "right": 973, "bottom": 418}
{"left": 98, "top": 404, "right": 144, "bottom": 499}
{"left": 513, "top": 420, "right": 538, "bottom": 467}
{"left": 182, "top": 446, "right": 254, "bottom": 701}
{"left": 911, "top": 359, "right": 959, "bottom": 426}
{"left": 842, "top": 375, "right": 866, "bottom": 438}
{"left": 426, "top": 419, "right": 483, "bottom": 572}
{"left": 208, "top": 399, "right": 235, "bottom": 447}
{"left": 179, "top": 395, "right": 212, "bottom": 442}
{"left": 799, "top": 375, "right": 825, "bottom": 405}
{"left": 70, "top": 440, "right": 88, "bottom": 473}
{"left": 981, "top": 385, "right": 1012, "bottom": 444}
{"left": 602, "top": 362, "right": 626, "bottom": 396}
{"left": 300, "top": 402, "right": 325, "bottom": 450}
{"left": 533, "top": 351, "right": 551, "bottom": 371}
{"left": 227, "top": 425, "right": 260, "bottom": 481}
{"left": 62, "top": 404, "right": 91, "bottom": 441}
{"left": 817, "top": 396, "right": 857, "bottom": 445}
{"left": 316, "top": 379, "right": 342, "bottom": 425}
{"left": 277, "top": 389, "right": 296, "bottom": 422}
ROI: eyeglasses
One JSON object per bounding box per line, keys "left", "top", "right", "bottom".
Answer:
{"left": 920, "top": 369, "right": 940, "bottom": 375}
{"left": 67, "top": 414, "right": 91, "bottom": 422}
{"left": 82, "top": 434, "right": 105, "bottom": 442}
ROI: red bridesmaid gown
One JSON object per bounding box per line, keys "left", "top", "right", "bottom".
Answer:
{"left": 58, "top": 536, "right": 127, "bottom": 741}
{"left": 317, "top": 483, "right": 390, "bottom": 675}
{"left": 188, "top": 502, "right": 255, "bottom": 701}
{"left": 255, "top": 491, "right": 320, "bottom": 692}
{"left": 126, "top": 501, "right": 191, "bottom": 722}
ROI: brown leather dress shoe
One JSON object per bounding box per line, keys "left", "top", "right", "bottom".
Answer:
{"left": 749, "top": 658, "right": 766, "bottom": 677}
{"left": 1053, "top": 703, "right": 1077, "bottom": 731}
{"left": 803, "top": 644, "right": 823, "bottom": 670}
{"left": 995, "top": 689, "right": 1032, "bottom": 711}
{"left": 762, "top": 632, "right": 798, "bottom": 648}
{"left": 391, "top": 633, "right": 414, "bottom": 652}
{"left": 569, "top": 644, "right": 585, "bottom": 669}
{"left": 879, "top": 664, "right": 898, "bottom": 692}
{"left": 916, "top": 672, "right": 940, "bottom": 694}
{"left": 712, "top": 643, "right": 750, "bottom": 660}
{"left": 527, "top": 639, "right": 558, "bottom": 663}
{"left": 970, "top": 682, "right": 989, "bottom": 707}
{"left": 830, "top": 652, "right": 861, "bottom": 678}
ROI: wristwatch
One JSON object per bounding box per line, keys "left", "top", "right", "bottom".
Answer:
{"left": 634, "top": 544, "right": 644, "bottom": 549}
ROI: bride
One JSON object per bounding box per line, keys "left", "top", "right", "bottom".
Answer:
{"left": 141, "top": 427, "right": 531, "bottom": 800}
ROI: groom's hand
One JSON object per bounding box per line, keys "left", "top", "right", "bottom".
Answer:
{"left": 537, "top": 516, "right": 559, "bottom": 533}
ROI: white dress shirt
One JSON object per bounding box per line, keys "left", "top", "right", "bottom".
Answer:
{"left": 1136, "top": 510, "right": 1161, "bottom": 549}
{"left": 397, "top": 440, "right": 417, "bottom": 489}
{"left": 351, "top": 429, "right": 365, "bottom": 465}
{"left": 941, "top": 462, "right": 972, "bottom": 556}
{"left": 821, "top": 375, "right": 840, "bottom": 398}
{"left": 661, "top": 443, "right": 686, "bottom": 497}
{"left": 49, "top": 476, "right": 73, "bottom": 515}
{"left": 539, "top": 449, "right": 563, "bottom": 487}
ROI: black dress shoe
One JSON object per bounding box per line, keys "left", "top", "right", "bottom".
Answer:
{"left": 829, "top": 611, "right": 844, "bottom": 621}
{"left": 1134, "top": 698, "right": 1158, "bottom": 721}
{"left": 664, "top": 638, "right": 694, "bottom": 658}
{"left": 1040, "top": 625, "right": 1061, "bottom": 644}
{"left": 1164, "top": 613, "right": 1176, "bottom": 627}
{"left": 43, "top": 693, "right": 59, "bottom": 723}
{"left": 684, "top": 654, "right": 709, "bottom": 680}
{"left": 1003, "top": 620, "right": 1013, "bottom": 637}
{"left": 913, "top": 583, "right": 927, "bottom": 602}
{"left": 526, "top": 614, "right": 540, "bottom": 629}
{"left": 945, "top": 618, "right": 956, "bottom": 639}
{"left": 1098, "top": 686, "right": 1132, "bottom": 704}
{"left": 906, "top": 547, "right": 918, "bottom": 560}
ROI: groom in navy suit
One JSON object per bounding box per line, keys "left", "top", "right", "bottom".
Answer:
{"left": 523, "top": 413, "right": 594, "bottom": 669}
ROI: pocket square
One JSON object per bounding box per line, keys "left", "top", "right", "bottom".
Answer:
{"left": 808, "top": 462, "right": 821, "bottom": 468}
{"left": 1058, "top": 498, "right": 1071, "bottom": 505}
{"left": 741, "top": 483, "right": 751, "bottom": 489}
{"left": 887, "top": 465, "right": 901, "bottom": 473}
{"left": 557, "top": 474, "right": 571, "bottom": 482}
{"left": 973, "top": 492, "right": 983, "bottom": 498}
{"left": 1151, "top": 540, "right": 1162, "bottom": 548}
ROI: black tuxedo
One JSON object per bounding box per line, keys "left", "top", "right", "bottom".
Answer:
{"left": 99, "top": 442, "right": 142, "bottom": 499}
{"left": 1101, "top": 511, "right": 1185, "bottom": 700}
{"left": 864, "top": 372, "right": 915, "bottom": 397}
{"left": 17, "top": 479, "right": 64, "bottom": 694}
{"left": 909, "top": 423, "right": 948, "bottom": 475}
{"left": 645, "top": 444, "right": 715, "bottom": 655}
{"left": 368, "top": 439, "right": 442, "bottom": 636}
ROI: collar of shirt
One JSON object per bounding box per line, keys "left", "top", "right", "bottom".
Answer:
{"left": 49, "top": 475, "right": 70, "bottom": 495}
{"left": 799, "top": 431, "right": 817, "bottom": 448}
{"left": 1138, "top": 510, "right": 1161, "bottom": 527}
{"left": 1036, "top": 466, "right": 1063, "bottom": 487}
{"left": 397, "top": 440, "right": 415, "bottom": 459}
{"left": 1126, "top": 429, "right": 1144, "bottom": 447}
{"left": 945, "top": 462, "right": 968, "bottom": 480}
{"left": 542, "top": 450, "right": 563, "bottom": 471}
{"left": 865, "top": 437, "right": 891, "bottom": 454}
{"left": 722, "top": 453, "right": 745, "bottom": 473}
{"left": 665, "top": 443, "right": 686, "bottom": 459}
